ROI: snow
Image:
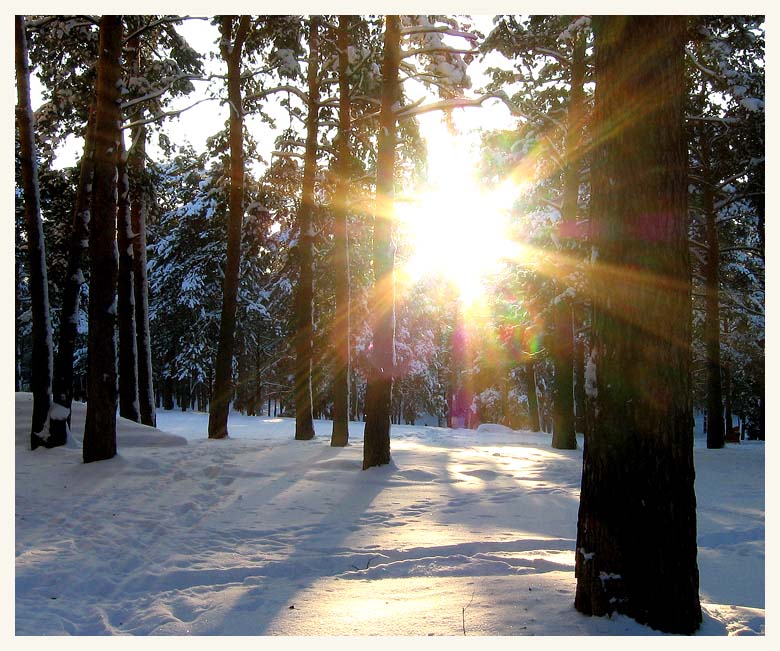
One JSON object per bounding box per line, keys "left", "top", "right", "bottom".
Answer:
{"left": 14, "top": 393, "right": 764, "bottom": 635}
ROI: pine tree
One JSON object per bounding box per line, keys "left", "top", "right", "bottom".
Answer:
{"left": 83, "top": 15, "right": 123, "bottom": 463}
{"left": 129, "top": 121, "right": 156, "bottom": 427}
{"left": 292, "top": 15, "right": 321, "bottom": 441}
{"left": 362, "top": 14, "right": 401, "bottom": 469}
{"left": 15, "top": 15, "right": 55, "bottom": 449}
{"left": 330, "top": 14, "right": 352, "bottom": 447}
{"left": 116, "top": 134, "right": 141, "bottom": 422}
{"left": 208, "top": 15, "right": 252, "bottom": 440}
{"left": 49, "top": 105, "right": 95, "bottom": 444}
{"left": 574, "top": 16, "right": 701, "bottom": 633}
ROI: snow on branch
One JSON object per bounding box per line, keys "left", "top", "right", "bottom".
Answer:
{"left": 123, "top": 15, "right": 207, "bottom": 45}
{"left": 533, "top": 47, "right": 570, "bottom": 66}
{"left": 716, "top": 160, "right": 764, "bottom": 191}
{"left": 122, "top": 96, "right": 217, "bottom": 130}
{"left": 686, "top": 114, "right": 740, "bottom": 126}
{"left": 685, "top": 46, "right": 721, "bottom": 81}
{"left": 120, "top": 73, "right": 211, "bottom": 111}
{"left": 244, "top": 84, "right": 309, "bottom": 106}
{"left": 401, "top": 24, "right": 477, "bottom": 43}
{"left": 393, "top": 93, "right": 499, "bottom": 120}
{"left": 400, "top": 46, "right": 478, "bottom": 60}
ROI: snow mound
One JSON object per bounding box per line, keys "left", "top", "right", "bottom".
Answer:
{"left": 475, "top": 422, "right": 516, "bottom": 434}
{"left": 15, "top": 392, "right": 187, "bottom": 448}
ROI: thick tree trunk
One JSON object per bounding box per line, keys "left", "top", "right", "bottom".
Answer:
{"left": 16, "top": 15, "right": 54, "bottom": 449}
{"left": 208, "top": 16, "right": 251, "bottom": 439}
{"left": 330, "top": 14, "right": 352, "bottom": 447}
{"left": 574, "top": 16, "right": 701, "bottom": 634}
{"left": 116, "top": 136, "right": 141, "bottom": 422}
{"left": 551, "top": 32, "right": 585, "bottom": 450}
{"left": 363, "top": 15, "right": 401, "bottom": 470}
{"left": 83, "top": 15, "right": 123, "bottom": 463}
{"left": 526, "top": 361, "right": 540, "bottom": 432}
{"left": 49, "top": 114, "right": 97, "bottom": 446}
{"left": 127, "top": 31, "right": 157, "bottom": 427}
{"left": 293, "top": 15, "right": 321, "bottom": 441}
{"left": 700, "top": 127, "right": 725, "bottom": 449}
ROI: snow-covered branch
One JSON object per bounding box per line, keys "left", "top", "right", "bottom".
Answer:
{"left": 401, "top": 25, "right": 477, "bottom": 42}
{"left": 400, "top": 46, "right": 478, "bottom": 60}
{"left": 123, "top": 15, "right": 207, "bottom": 45}
{"left": 685, "top": 46, "right": 721, "bottom": 81}
{"left": 120, "top": 73, "right": 210, "bottom": 111}
{"left": 716, "top": 160, "right": 764, "bottom": 191}
{"left": 393, "top": 93, "right": 499, "bottom": 120}
{"left": 122, "top": 96, "right": 217, "bottom": 130}
{"left": 533, "top": 47, "right": 570, "bottom": 66}
{"left": 244, "top": 84, "right": 309, "bottom": 106}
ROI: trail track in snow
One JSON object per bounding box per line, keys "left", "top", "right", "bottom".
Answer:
{"left": 15, "top": 394, "right": 764, "bottom": 635}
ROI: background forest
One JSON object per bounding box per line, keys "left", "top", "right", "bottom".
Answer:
{"left": 15, "top": 14, "right": 765, "bottom": 446}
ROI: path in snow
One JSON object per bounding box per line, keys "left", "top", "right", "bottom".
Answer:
{"left": 14, "top": 394, "right": 764, "bottom": 635}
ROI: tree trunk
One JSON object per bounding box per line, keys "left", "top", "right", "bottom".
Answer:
{"left": 574, "top": 16, "right": 701, "bottom": 634}
{"left": 551, "top": 31, "right": 585, "bottom": 450}
{"left": 330, "top": 14, "right": 352, "bottom": 447}
{"left": 573, "top": 334, "right": 586, "bottom": 434}
{"left": 700, "top": 126, "right": 725, "bottom": 449}
{"left": 16, "top": 15, "right": 55, "bottom": 449}
{"left": 293, "top": 15, "right": 321, "bottom": 441}
{"left": 722, "top": 315, "right": 733, "bottom": 438}
{"left": 83, "top": 15, "right": 123, "bottom": 463}
{"left": 49, "top": 112, "right": 97, "bottom": 446}
{"left": 116, "top": 135, "right": 140, "bottom": 422}
{"left": 526, "top": 361, "right": 540, "bottom": 432}
{"left": 363, "top": 15, "right": 400, "bottom": 470}
{"left": 208, "top": 16, "right": 251, "bottom": 439}
{"left": 127, "top": 30, "right": 156, "bottom": 428}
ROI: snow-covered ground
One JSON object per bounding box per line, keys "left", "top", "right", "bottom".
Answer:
{"left": 14, "top": 392, "right": 764, "bottom": 635}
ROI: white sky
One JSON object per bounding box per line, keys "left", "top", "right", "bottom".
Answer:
{"left": 33, "top": 15, "right": 519, "bottom": 174}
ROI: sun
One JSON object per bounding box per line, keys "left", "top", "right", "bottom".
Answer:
{"left": 395, "top": 122, "right": 524, "bottom": 306}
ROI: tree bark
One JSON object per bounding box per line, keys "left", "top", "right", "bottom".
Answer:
{"left": 551, "top": 30, "right": 585, "bottom": 450}
{"left": 127, "top": 32, "right": 157, "bottom": 428}
{"left": 573, "top": 333, "right": 586, "bottom": 434}
{"left": 330, "top": 14, "right": 352, "bottom": 447}
{"left": 293, "top": 15, "right": 321, "bottom": 441}
{"left": 363, "top": 15, "right": 400, "bottom": 469}
{"left": 575, "top": 16, "right": 701, "bottom": 634}
{"left": 16, "top": 15, "right": 55, "bottom": 449}
{"left": 116, "top": 135, "right": 141, "bottom": 422}
{"left": 83, "top": 15, "right": 123, "bottom": 463}
{"left": 699, "top": 126, "right": 725, "bottom": 449}
{"left": 49, "top": 105, "right": 95, "bottom": 445}
{"left": 208, "top": 15, "right": 251, "bottom": 439}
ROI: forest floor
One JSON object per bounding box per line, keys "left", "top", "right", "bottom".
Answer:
{"left": 14, "top": 392, "right": 765, "bottom": 636}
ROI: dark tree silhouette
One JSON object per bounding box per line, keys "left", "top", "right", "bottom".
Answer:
{"left": 208, "top": 15, "right": 251, "bottom": 440}
{"left": 83, "top": 15, "right": 123, "bottom": 463}
{"left": 16, "top": 15, "right": 55, "bottom": 450}
{"left": 574, "top": 15, "right": 702, "bottom": 634}
{"left": 363, "top": 15, "right": 401, "bottom": 470}
{"left": 293, "top": 15, "right": 320, "bottom": 441}
{"left": 330, "top": 14, "right": 352, "bottom": 447}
